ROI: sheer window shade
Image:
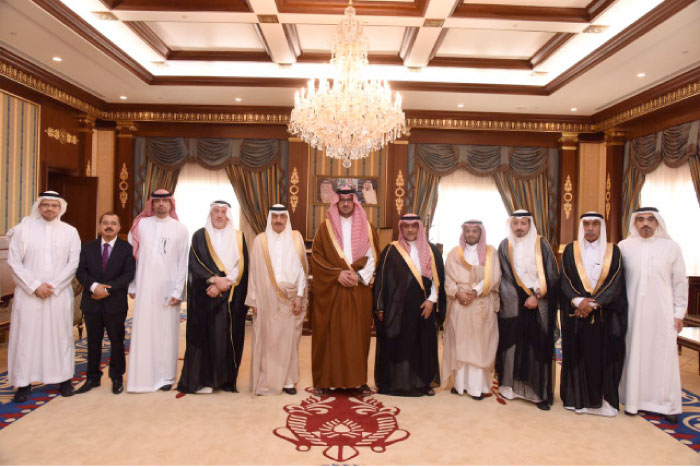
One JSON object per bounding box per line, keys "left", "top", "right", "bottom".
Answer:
{"left": 640, "top": 162, "right": 700, "bottom": 276}
{"left": 430, "top": 168, "right": 509, "bottom": 257}
{"left": 173, "top": 163, "right": 241, "bottom": 240}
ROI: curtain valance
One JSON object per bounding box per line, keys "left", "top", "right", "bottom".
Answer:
{"left": 621, "top": 120, "right": 700, "bottom": 237}
{"left": 134, "top": 137, "right": 282, "bottom": 171}
{"left": 414, "top": 143, "right": 553, "bottom": 179}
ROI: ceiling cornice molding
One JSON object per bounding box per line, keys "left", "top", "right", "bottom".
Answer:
{"left": 593, "top": 78, "right": 700, "bottom": 131}
{"left": 2, "top": 43, "right": 699, "bottom": 134}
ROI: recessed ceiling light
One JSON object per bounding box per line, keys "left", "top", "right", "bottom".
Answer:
{"left": 457, "top": 104, "right": 464, "bottom": 108}
{"left": 52, "top": 56, "right": 62, "bottom": 62}
{"left": 636, "top": 72, "right": 646, "bottom": 78}
{"left": 235, "top": 97, "right": 242, "bottom": 102}
{"left": 119, "top": 96, "right": 127, "bottom": 100}
{"left": 570, "top": 107, "right": 578, "bottom": 112}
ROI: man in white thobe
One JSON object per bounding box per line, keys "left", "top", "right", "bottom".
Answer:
{"left": 127, "top": 189, "right": 189, "bottom": 393}
{"left": 7, "top": 191, "right": 81, "bottom": 402}
{"left": 619, "top": 207, "right": 688, "bottom": 424}
{"left": 247, "top": 204, "right": 308, "bottom": 396}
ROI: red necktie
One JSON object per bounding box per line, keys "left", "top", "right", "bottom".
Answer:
{"left": 102, "top": 243, "right": 110, "bottom": 271}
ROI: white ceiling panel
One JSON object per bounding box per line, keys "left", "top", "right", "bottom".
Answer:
{"left": 438, "top": 29, "right": 554, "bottom": 59}
{"left": 147, "top": 22, "right": 263, "bottom": 51}
{"left": 296, "top": 24, "right": 405, "bottom": 53}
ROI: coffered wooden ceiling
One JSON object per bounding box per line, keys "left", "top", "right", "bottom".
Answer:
{"left": 0, "top": 0, "right": 699, "bottom": 116}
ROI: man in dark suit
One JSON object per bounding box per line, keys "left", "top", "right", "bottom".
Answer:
{"left": 75, "top": 212, "right": 135, "bottom": 394}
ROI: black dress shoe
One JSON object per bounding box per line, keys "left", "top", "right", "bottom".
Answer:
{"left": 536, "top": 401, "right": 550, "bottom": 411}
{"left": 282, "top": 387, "right": 297, "bottom": 395}
{"left": 624, "top": 410, "right": 637, "bottom": 416}
{"left": 471, "top": 395, "right": 484, "bottom": 401}
{"left": 159, "top": 384, "right": 172, "bottom": 391}
{"left": 59, "top": 380, "right": 75, "bottom": 397}
{"left": 76, "top": 379, "right": 101, "bottom": 394}
{"left": 450, "top": 387, "right": 459, "bottom": 395}
{"left": 13, "top": 385, "right": 31, "bottom": 403}
{"left": 424, "top": 387, "right": 436, "bottom": 396}
{"left": 112, "top": 379, "right": 124, "bottom": 395}
{"left": 663, "top": 414, "right": 679, "bottom": 424}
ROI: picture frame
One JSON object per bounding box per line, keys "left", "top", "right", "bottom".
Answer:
{"left": 314, "top": 176, "right": 380, "bottom": 206}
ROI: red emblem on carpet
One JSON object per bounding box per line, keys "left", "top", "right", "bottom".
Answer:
{"left": 273, "top": 388, "right": 410, "bottom": 462}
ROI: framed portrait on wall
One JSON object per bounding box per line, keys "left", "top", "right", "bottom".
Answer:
{"left": 314, "top": 176, "right": 379, "bottom": 206}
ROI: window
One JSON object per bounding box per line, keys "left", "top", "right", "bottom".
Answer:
{"left": 429, "top": 169, "right": 510, "bottom": 257}
{"left": 640, "top": 162, "right": 700, "bottom": 276}
{"left": 173, "top": 163, "right": 240, "bottom": 239}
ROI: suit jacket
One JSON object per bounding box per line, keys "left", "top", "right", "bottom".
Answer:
{"left": 76, "top": 237, "right": 136, "bottom": 314}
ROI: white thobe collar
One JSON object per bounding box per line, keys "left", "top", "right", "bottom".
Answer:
{"left": 464, "top": 243, "right": 478, "bottom": 265}
{"left": 341, "top": 216, "right": 353, "bottom": 263}
{"left": 582, "top": 240, "right": 602, "bottom": 285}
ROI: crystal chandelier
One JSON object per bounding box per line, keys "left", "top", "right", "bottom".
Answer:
{"left": 288, "top": 1, "right": 406, "bottom": 168}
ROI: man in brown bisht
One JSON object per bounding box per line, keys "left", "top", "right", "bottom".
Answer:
{"left": 311, "top": 185, "right": 379, "bottom": 396}
{"left": 442, "top": 220, "right": 501, "bottom": 400}
{"left": 247, "top": 204, "right": 308, "bottom": 396}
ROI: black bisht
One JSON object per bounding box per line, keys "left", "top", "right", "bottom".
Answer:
{"left": 496, "top": 236, "right": 559, "bottom": 405}
{"left": 177, "top": 228, "right": 249, "bottom": 393}
{"left": 373, "top": 242, "right": 446, "bottom": 396}
{"left": 559, "top": 242, "right": 627, "bottom": 411}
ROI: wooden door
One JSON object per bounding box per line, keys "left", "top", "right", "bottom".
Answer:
{"left": 47, "top": 173, "right": 98, "bottom": 242}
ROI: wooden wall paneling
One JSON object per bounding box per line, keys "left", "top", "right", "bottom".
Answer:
{"left": 287, "top": 138, "right": 308, "bottom": 239}
{"left": 133, "top": 122, "right": 289, "bottom": 139}
{"left": 41, "top": 101, "right": 82, "bottom": 172}
{"left": 577, "top": 142, "right": 606, "bottom": 215}
{"left": 386, "top": 141, "right": 409, "bottom": 239}
{"left": 558, "top": 132, "right": 579, "bottom": 253}
{"left": 687, "top": 276, "right": 700, "bottom": 321}
{"left": 114, "top": 121, "right": 136, "bottom": 236}
{"left": 77, "top": 115, "right": 96, "bottom": 176}
{"left": 604, "top": 130, "right": 626, "bottom": 243}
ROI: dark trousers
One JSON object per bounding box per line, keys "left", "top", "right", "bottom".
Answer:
{"left": 84, "top": 311, "right": 127, "bottom": 381}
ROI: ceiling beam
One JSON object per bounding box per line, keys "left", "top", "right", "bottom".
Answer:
{"left": 99, "top": 0, "right": 252, "bottom": 12}
{"left": 274, "top": 0, "right": 429, "bottom": 17}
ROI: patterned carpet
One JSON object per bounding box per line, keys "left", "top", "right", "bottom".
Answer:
{"left": 0, "top": 317, "right": 698, "bottom": 456}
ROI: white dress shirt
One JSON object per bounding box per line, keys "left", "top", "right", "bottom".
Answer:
{"left": 90, "top": 236, "right": 117, "bottom": 293}
{"left": 571, "top": 240, "right": 602, "bottom": 307}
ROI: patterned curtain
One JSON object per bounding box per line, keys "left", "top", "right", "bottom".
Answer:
{"left": 133, "top": 137, "right": 286, "bottom": 222}
{"left": 407, "top": 143, "right": 559, "bottom": 247}
{"left": 0, "top": 92, "right": 39, "bottom": 235}
{"left": 690, "top": 153, "right": 700, "bottom": 206}
{"left": 225, "top": 139, "right": 285, "bottom": 234}
{"left": 620, "top": 120, "right": 700, "bottom": 237}
{"left": 493, "top": 171, "right": 551, "bottom": 245}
